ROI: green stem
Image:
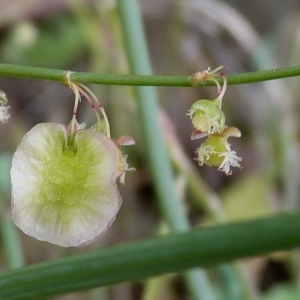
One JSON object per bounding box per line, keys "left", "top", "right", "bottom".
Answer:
{"left": 116, "top": 0, "right": 188, "bottom": 232}
{"left": 0, "top": 63, "right": 300, "bottom": 86}
{"left": 116, "top": 1, "right": 215, "bottom": 299}
{"left": 1, "top": 220, "right": 25, "bottom": 269}
{"left": 0, "top": 154, "right": 25, "bottom": 270}
{"left": 0, "top": 213, "right": 300, "bottom": 300}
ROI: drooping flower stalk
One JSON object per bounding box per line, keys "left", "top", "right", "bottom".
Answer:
{"left": 76, "top": 82, "right": 111, "bottom": 138}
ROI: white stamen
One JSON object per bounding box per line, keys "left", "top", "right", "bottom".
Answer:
{"left": 218, "top": 150, "right": 242, "bottom": 175}
{"left": 207, "top": 113, "right": 225, "bottom": 134}
{"left": 196, "top": 144, "right": 216, "bottom": 166}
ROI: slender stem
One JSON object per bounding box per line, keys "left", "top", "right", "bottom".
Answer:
{"left": 1, "top": 219, "right": 25, "bottom": 269}
{"left": 69, "top": 83, "right": 80, "bottom": 141}
{"left": 116, "top": 0, "right": 189, "bottom": 232}
{"left": 1, "top": 213, "right": 300, "bottom": 300}
{"left": 217, "top": 75, "right": 227, "bottom": 107}
{"left": 0, "top": 63, "right": 300, "bottom": 86}
{"left": 116, "top": 1, "right": 215, "bottom": 299}
{"left": 76, "top": 84, "right": 111, "bottom": 138}
{"left": 0, "top": 154, "right": 25, "bottom": 270}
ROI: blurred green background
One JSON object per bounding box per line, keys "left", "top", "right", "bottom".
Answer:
{"left": 1, "top": 0, "right": 300, "bottom": 299}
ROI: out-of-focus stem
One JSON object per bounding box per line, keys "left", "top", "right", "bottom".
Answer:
{"left": 116, "top": 0, "right": 216, "bottom": 299}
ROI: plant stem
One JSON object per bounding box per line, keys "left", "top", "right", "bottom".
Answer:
{"left": 0, "top": 213, "right": 300, "bottom": 300}
{"left": 1, "top": 220, "right": 25, "bottom": 269}
{"left": 116, "top": 0, "right": 216, "bottom": 299}
{"left": 116, "top": 0, "right": 189, "bottom": 232}
{"left": 0, "top": 154, "right": 25, "bottom": 270}
{"left": 0, "top": 63, "right": 300, "bottom": 86}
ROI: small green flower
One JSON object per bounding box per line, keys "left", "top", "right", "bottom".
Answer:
{"left": 11, "top": 123, "right": 122, "bottom": 247}
{"left": 195, "top": 127, "right": 242, "bottom": 175}
{"left": 188, "top": 99, "right": 225, "bottom": 134}
{"left": 188, "top": 67, "right": 227, "bottom": 134}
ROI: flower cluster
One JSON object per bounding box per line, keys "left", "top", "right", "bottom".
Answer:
{"left": 188, "top": 66, "right": 242, "bottom": 175}
{"left": 11, "top": 72, "right": 134, "bottom": 247}
{"left": 0, "top": 89, "right": 10, "bottom": 124}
